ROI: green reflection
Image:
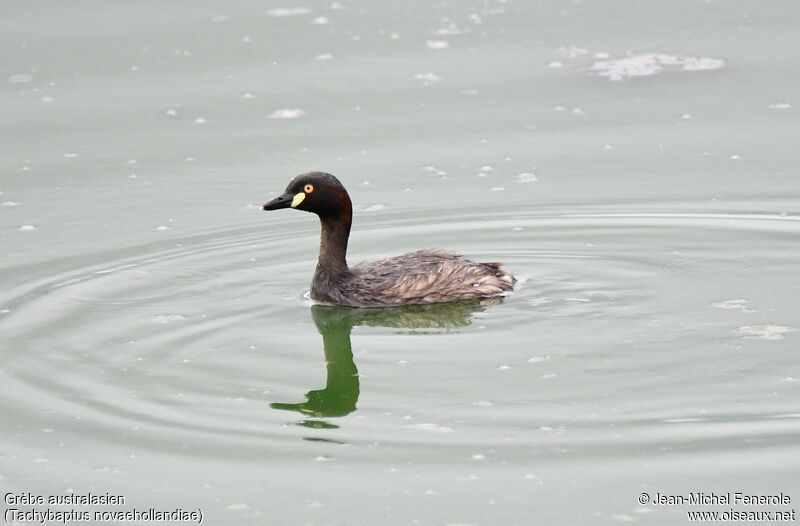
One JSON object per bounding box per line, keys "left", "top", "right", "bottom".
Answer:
{"left": 270, "top": 299, "right": 503, "bottom": 421}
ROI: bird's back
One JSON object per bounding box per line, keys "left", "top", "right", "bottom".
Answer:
{"left": 318, "top": 250, "right": 515, "bottom": 307}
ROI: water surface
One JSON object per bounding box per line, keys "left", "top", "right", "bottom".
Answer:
{"left": 2, "top": 1, "right": 799, "bottom": 524}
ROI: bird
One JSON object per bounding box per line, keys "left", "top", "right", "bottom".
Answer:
{"left": 262, "top": 172, "right": 515, "bottom": 307}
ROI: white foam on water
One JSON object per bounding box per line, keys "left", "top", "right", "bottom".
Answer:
{"left": 267, "top": 7, "right": 311, "bottom": 17}
{"left": 410, "top": 423, "right": 454, "bottom": 433}
{"left": 145, "top": 314, "right": 188, "bottom": 324}
{"left": 590, "top": 53, "right": 725, "bottom": 81}
{"left": 425, "top": 40, "right": 449, "bottom": 50}
{"left": 267, "top": 109, "right": 305, "bottom": 119}
{"left": 8, "top": 74, "right": 33, "bottom": 83}
{"left": 413, "top": 72, "right": 442, "bottom": 83}
{"left": 736, "top": 325, "right": 795, "bottom": 340}
{"left": 516, "top": 172, "right": 538, "bottom": 183}
{"left": 712, "top": 299, "right": 754, "bottom": 312}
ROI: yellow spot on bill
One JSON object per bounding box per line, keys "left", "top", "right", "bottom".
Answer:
{"left": 291, "top": 192, "right": 305, "bottom": 208}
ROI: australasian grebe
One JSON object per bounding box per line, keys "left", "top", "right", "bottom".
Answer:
{"left": 263, "top": 172, "right": 515, "bottom": 307}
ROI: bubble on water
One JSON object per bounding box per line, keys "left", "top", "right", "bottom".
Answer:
{"left": 225, "top": 503, "right": 249, "bottom": 511}
{"left": 267, "top": 7, "right": 311, "bottom": 17}
{"left": 489, "top": 187, "right": 505, "bottom": 191}
{"left": 194, "top": 117, "right": 207, "bottom": 124}
{"left": 553, "top": 105, "right": 565, "bottom": 112}
{"left": 18, "top": 225, "right": 37, "bottom": 231}
{"left": 768, "top": 102, "right": 792, "bottom": 110}
{"left": 314, "top": 455, "right": 332, "bottom": 461}
{"left": 2, "top": 201, "right": 20, "bottom": 206}
{"left": 315, "top": 53, "right": 333, "bottom": 61}
{"left": 64, "top": 152, "right": 79, "bottom": 158}
{"left": 473, "top": 400, "right": 493, "bottom": 407}
{"left": 729, "top": 154, "right": 741, "bottom": 160}
{"left": 267, "top": 108, "right": 305, "bottom": 119}
{"left": 548, "top": 61, "right": 564, "bottom": 68}
{"left": 425, "top": 40, "right": 449, "bottom": 50}
{"left": 471, "top": 454, "right": 486, "bottom": 460}
{"left": 736, "top": 325, "right": 795, "bottom": 340}
{"left": 595, "top": 51, "right": 610, "bottom": 59}
{"left": 311, "top": 16, "right": 328, "bottom": 25}
{"left": 41, "top": 95, "right": 54, "bottom": 103}
{"left": 497, "top": 364, "right": 511, "bottom": 370}
{"left": 363, "top": 204, "right": 386, "bottom": 212}
{"left": 211, "top": 15, "right": 229, "bottom": 23}
{"left": 155, "top": 225, "right": 170, "bottom": 231}
{"left": 590, "top": 53, "right": 724, "bottom": 81}
{"left": 572, "top": 107, "right": 584, "bottom": 115}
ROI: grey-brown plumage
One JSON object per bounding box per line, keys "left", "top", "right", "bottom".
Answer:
{"left": 263, "top": 172, "right": 515, "bottom": 308}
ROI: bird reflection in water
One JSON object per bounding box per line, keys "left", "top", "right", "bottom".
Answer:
{"left": 270, "top": 299, "right": 503, "bottom": 428}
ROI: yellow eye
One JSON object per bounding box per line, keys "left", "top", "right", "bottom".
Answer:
{"left": 304, "top": 184, "right": 314, "bottom": 193}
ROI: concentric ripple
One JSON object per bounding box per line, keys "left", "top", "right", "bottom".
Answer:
{"left": 1, "top": 205, "right": 799, "bottom": 461}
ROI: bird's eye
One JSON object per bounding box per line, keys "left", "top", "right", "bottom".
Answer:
{"left": 304, "top": 184, "right": 314, "bottom": 193}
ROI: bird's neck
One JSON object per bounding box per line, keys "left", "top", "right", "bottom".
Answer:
{"left": 316, "top": 212, "right": 352, "bottom": 277}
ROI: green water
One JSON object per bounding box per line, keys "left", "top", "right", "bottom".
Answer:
{"left": 2, "top": 1, "right": 799, "bottom": 524}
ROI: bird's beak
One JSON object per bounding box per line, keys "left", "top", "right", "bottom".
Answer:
{"left": 263, "top": 192, "right": 294, "bottom": 211}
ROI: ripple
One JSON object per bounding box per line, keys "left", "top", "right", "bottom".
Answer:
{"left": 1, "top": 206, "right": 798, "bottom": 456}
